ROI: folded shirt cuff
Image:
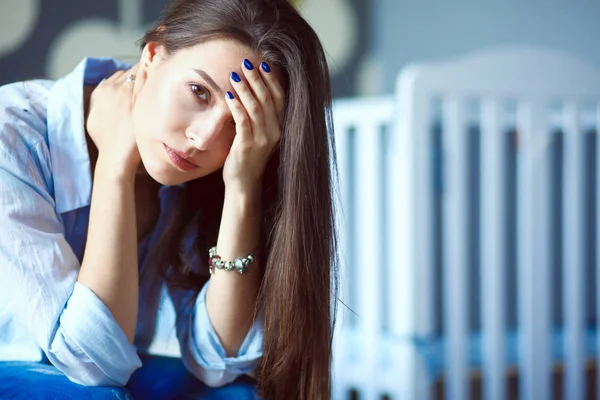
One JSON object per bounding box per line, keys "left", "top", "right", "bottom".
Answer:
{"left": 191, "top": 282, "right": 263, "bottom": 375}
{"left": 54, "top": 282, "right": 142, "bottom": 385}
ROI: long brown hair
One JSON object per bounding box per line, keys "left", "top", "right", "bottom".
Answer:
{"left": 139, "top": 0, "right": 339, "bottom": 398}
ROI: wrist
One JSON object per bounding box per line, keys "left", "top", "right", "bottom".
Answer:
{"left": 224, "top": 175, "right": 263, "bottom": 195}
{"left": 224, "top": 182, "right": 262, "bottom": 203}
{"left": 223, "top": 185, "right": 262, "bottom": 221}
{"left": 94, "top": 155, "right": 137, "bottom": 185}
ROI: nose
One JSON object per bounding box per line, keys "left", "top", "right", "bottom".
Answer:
{"left": 185, "top": 114, "right": 229, "bottom": 151}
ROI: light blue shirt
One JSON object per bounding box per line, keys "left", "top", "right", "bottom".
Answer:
{"left": 0, "top": 57, "right": 263, "bottom": 387}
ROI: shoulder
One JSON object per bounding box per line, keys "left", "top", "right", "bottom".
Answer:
{"left": 0, "top": 80, "right": 55, "bottom": 195}
{"left": 0, "top": 80, "right": 54, "bottom": 148}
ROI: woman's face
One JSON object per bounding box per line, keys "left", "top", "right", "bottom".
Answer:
{"left": 132, "top": 38, "right": 260, "bottom": 186}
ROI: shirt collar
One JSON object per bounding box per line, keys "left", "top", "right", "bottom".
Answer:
{"left": 47, "top": 57, "right": 132, "bottom": 213}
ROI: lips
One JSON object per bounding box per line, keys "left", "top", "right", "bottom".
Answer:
{"left": 163, "top": 144, "right": 199, "bottom": 171}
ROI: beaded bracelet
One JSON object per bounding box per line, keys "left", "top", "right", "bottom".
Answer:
{"left": 208, "top": 246, "right": 256, "bottom": 275}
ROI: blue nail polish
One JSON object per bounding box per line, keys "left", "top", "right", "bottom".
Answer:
{"left": 226, "top": 91, "right": 234, "bottom": 99}
{"left": 261, "top": 62, "right": 271, "bottom": 73}
{"left": 231, "top": 72, "right": 241, "bottom": 82}
{"left": 243, "top": 59, "right": 254, "bottom": 70}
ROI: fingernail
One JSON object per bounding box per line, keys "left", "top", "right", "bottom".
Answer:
{"left": 226, "top": 91, "right": 234, "bottom": 99}
{"left": 243, "top": 59, "right": 254, "bottom": 70}
{"left": 261, "top": 62, "right": 271, "bottom": 73}
{"left": 231, "top": 72, "right": 241, "bottom": 82}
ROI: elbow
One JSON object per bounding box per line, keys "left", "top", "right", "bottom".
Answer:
{"left": 46, "top": 348, "right": 140, "bottom": 387}
{"left": 180, "top": 346, "right": 262, "bottom": 388}
{"left": 46, "top": 330, "right": 141, "bottom": 387}
{"left": 41, "top": 282, "right": 142, "bottom": 386}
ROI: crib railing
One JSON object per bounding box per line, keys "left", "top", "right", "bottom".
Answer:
{"left": 331, "top": 46, "right": 600, "bottom": 400}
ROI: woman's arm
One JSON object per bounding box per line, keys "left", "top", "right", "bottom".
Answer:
{"left": 77, "top": 66, "right": 145, "bottom": 343}
{"left": 77, "top": 161, "right": 139, "bottom": 343}
{"left": 206, "top": 185, "right": 263, "bottom": 356}
{"left": 205, "top": 60, "right": 285, "bottom": 357}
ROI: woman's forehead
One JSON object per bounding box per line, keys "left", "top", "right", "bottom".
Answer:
{"left": 176, "top": 39, "right": 257, "bottom": 69}
{"left": 169, "top": 38, "right": 285, "bottom": 91}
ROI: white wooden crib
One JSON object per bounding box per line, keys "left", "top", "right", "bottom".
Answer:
{"left": 331, "top": 45, "right": 600, "bottom": 400}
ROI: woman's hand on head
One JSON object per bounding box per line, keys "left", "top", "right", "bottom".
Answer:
{"left": 86, "top": 64, "right": 146, "bottom": 178}
{"left": 223, "top": 59, "right": 285, "bottom": 193}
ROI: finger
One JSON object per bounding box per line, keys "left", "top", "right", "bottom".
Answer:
{"left": 258, "top": 61, "right": 286, "bottom": 123}
{"left": 132, "top": 65, "right": 148, "bottom": 105}
{"left": 224, "top": 91, "right": 252, "bottom": 141}
{"left": 240, "top": 59, "right": 278, "bottom": 137}
{"left": 125, "top": 63, "right": 140, "bottom": 79}
{"left": 230, "top": 70, "right": 264, "bottom": 136}
{"left": 133, "top": 67, "right": 148, "bottom": 94}
{"left": 107, "top": 64, "right": 139, "bottom": 87}
{"left": 129, "top": 63, "right": 140, "bottom": 75}
{"left": 122, "top": 65, "right": 139, "bottom": 86}
{"left": 105, "top": 69, "right": 127, "bottom": 84}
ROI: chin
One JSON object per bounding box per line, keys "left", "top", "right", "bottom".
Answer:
{"left": 150, "top": 173, "right": 183, "bottom": 186}
{"left": 141, "top": 159, "right": 184, "bottom": 186}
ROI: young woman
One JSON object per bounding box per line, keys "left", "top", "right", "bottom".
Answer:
{"left": 0, "top": 0, "right": 338, "bottom": 398}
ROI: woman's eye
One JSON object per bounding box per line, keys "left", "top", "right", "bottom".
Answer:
{"left": 189, "top": 83, "right": 209, "bottom": 102}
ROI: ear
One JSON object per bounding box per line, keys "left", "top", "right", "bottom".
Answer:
{"left": 133, "top": 42, "right": 166, "bottom": 102}
{"left": 140, "top": 41, "right": 167, "bottom": 70}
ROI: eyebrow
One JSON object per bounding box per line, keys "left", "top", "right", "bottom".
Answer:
{"left": 193, "top": 69, "right": 223, "bottom": 95}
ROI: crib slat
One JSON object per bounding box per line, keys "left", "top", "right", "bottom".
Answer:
{"left": 562, "top": 102, "right": 586, "bottom": 400}
{"left": 390, "top": 90, "right": 435, "bottom": 400}
{"left": 480, "top": 99, "right": 506, "bottom": 400}
{"left": 442, "top": 97, "right": 469, "bottom": 400}
{"left": 355, "top": 117, "right": 384, "bottom": 400}
{"left": 332, "top": 98, "right": 394, "bottom": 399}
{"left": 516, "top": 101, "right": 552, "bottom": 400}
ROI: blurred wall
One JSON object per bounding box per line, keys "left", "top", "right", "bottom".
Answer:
{"left": 0, "top": 0, "right": 371, "bottom": 97}
{"left": 368, "top": 0, "right": 600, "bottom": 95}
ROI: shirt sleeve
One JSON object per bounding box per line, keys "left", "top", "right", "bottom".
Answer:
{"left": 0, "top": 140, "right": 141, "bottom": 386}
{"left": 168, "top": 279, "right": 264, "bottom": 387}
